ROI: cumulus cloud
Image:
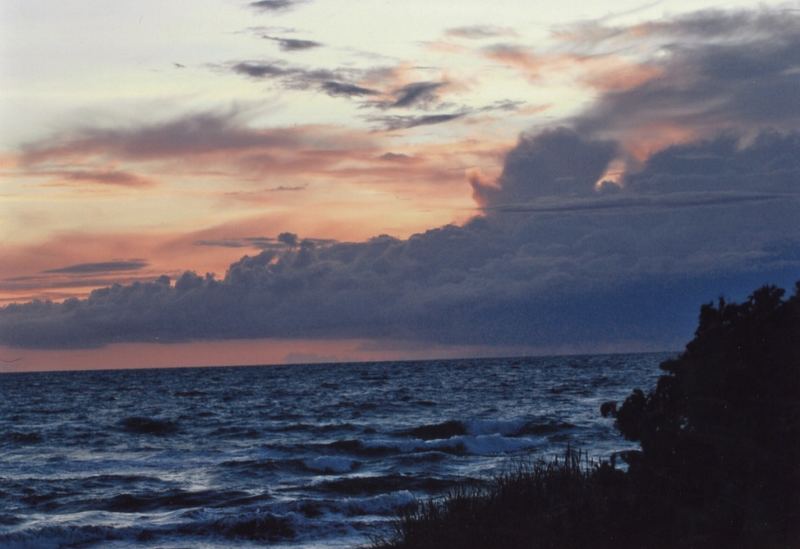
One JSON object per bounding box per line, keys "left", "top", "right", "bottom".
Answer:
{"left": 3, "top": 127, "right": 799, "bottom": 350}
{"left": 624, "top": 132, "right": 800, "bottom": 194}
{"left": 471, "top": 127, "right": 616, "bottom": 207}
{"left": 3, "top": 7, "right": 800, "bottom": 352}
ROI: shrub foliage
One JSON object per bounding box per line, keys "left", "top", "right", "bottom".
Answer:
{"left": 613, "top": 282, "right": 800, "bottom": 545}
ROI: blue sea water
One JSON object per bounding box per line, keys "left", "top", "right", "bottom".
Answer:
{"left": 0, "top": 353, "right": 667, "bottom": 548}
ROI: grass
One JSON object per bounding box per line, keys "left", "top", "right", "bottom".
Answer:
{"left": 371, "top": 447, "right": 797, "bottom": 549}
{"left": 373, "top": 448, "right": 629, "bottom": 549}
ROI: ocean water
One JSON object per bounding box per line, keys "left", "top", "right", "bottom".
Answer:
{"left": 0, "top": 353, "right": 667, "bottom": 548}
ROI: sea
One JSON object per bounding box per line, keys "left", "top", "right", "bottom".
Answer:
{"left": 0, "top": 353, "right": 668, "bottom": 548}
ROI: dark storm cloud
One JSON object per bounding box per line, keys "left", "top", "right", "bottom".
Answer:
{"left": 263, "top": 35, "right": 322, "bottom": 51}
{"left": 43, "top": 261, "right": 148, "bottom": 275}
{"left": 624, "top": 132, "right": 800, "bottom": 194}
{"left": 620, "top": 9, "right": 794, "bottom": 40}
{"left": 4, "top": 8, "right": 800, "bottom": 352}
{"left": 471, "top": 127, "right": 617, "bottom": 206}
{"left": 556, "top": 8, "right": 794, "bottom": 46}
{"left": 3, "top": 127, "right": 799, "bottom": 350}
{"left": 572, "top": 10, "right": 800, "bottom": 143}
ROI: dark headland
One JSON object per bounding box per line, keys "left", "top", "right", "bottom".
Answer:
{"left": 374, "top": 282, "right": 800, "bottom": 549}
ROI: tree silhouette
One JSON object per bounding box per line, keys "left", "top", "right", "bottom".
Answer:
{"left": 612, "top": 282, "right": 800, "bottom": 543}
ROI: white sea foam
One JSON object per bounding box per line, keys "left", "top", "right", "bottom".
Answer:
{"left": 420, "top": 433, "right": 539, "bottom": 455}
{"left": 357, "top": 431, "right": 539, "bottom": 456}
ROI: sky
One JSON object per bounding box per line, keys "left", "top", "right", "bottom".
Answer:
{"left": 1, "top": 0, "right": 799, "bottom": 371}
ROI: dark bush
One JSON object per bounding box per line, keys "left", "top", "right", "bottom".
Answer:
{"left": 613, "top": 282, "right": 800, "bottom": 545}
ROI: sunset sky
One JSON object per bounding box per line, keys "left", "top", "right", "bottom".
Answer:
{"left": 2, "top": 1, "right": 799, "bottom": 370}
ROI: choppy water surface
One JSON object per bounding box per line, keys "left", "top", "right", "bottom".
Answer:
{"left": 0, "top": 353, "right": 667, "bottom": 548}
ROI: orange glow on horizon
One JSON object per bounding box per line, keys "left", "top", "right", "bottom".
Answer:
{"left": 0, "top": 339, "right": 537, "bottom": 373}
